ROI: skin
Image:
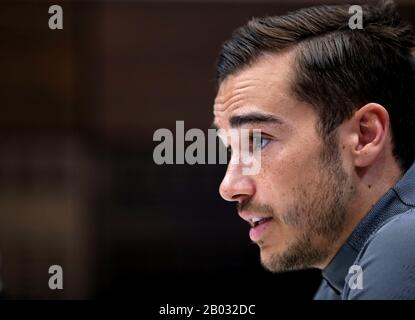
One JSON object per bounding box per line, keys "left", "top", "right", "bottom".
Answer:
{"left": 213, "top": 49, "right": 403, "bottom": 272}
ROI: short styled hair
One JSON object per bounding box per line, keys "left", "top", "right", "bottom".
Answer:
{"left": 216, "top": 0, "right": 415, "bottom": 171}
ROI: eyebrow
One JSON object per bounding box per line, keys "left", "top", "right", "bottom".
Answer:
{"left": 229, "top": 113, "right": 283, "bottom": 128}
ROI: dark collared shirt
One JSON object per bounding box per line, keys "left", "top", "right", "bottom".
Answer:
{"left": 314, "top": 161, "right": 415, "bottom": 300}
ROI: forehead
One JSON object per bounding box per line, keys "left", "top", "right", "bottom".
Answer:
{"left": 213, "top": 50, "right": 299, "bottom": 125}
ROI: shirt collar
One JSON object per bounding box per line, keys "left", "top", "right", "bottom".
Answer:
{"left": 322, "top": 161, "right": 415, "bottom": 294}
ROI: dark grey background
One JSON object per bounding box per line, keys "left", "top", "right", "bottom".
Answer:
{"left": 1, "top": 0, "right": 411, "bottom": 299}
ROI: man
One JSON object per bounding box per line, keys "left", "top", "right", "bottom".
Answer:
{"left": 212, "top": 0, "right": 415, "bottom": 299}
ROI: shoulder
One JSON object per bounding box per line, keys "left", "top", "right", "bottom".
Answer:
{"left": 365, "top": 209, "right": 415, "bottom": 253}
{"left": 343, "top": 209, "right": 415, "bottom": 299}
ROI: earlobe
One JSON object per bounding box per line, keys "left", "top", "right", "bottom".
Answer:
{"left": 352, "top": 103, "right": 390, "bottom": 168}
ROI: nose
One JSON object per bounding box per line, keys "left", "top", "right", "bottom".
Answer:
{"left": 219, "top": 162, "right": 256, "bottom": 203}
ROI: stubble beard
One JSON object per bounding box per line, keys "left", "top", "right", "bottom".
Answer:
{"left": 262, "top": 135, "right": 356, "bottom": 273}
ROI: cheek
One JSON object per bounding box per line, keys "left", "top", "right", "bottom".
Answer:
{"left": 256, "top": 142, "right": 322, "bottom": 203}
{"left": 255, "top": 160, "right": 297, "bottom": 209}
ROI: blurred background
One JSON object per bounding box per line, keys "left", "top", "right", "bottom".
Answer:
{"left": 0, "top": 0, "right": 413, "bottom": 300}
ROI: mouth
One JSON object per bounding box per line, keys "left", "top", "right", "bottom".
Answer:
{"left": 239, "top": 212, "right": 273, "bottom": 242}
{"left": 249, "top": 217, "right": 273, "bottom": 242}
{"left": 249, "top": 216, "right": 273, "bottom": 228}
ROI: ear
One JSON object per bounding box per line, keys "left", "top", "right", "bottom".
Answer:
{"left": 351, "top": 103, "right": 390, "bottom": 168}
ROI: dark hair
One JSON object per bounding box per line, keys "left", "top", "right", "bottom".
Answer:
{"left": 216, "top": 0, "right": 415, "bottom": 171}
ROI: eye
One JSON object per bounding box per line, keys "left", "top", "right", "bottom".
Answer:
{"left": 253, "top": 134, "right": 271, "bottom": 150}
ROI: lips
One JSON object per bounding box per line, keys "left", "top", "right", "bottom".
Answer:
{"left": 238, "top": 212, "right": 273, "bottom": 242}
{"left": 250, "top": 216, "right": 272, "bottom": 228}
{"left": 249, "top": 217, "right": 273, "bottom": 242}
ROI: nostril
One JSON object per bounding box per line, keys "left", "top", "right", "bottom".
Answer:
{"left": 232, "top": 193, "right": 245, "bottom": 201}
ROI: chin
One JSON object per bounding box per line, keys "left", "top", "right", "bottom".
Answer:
{"left": 259, "top": 245, "right": 284, "bottom": 273}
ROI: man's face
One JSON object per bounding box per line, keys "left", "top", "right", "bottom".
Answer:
{"left": 213, "top": 51, "right": 356, "bottom": 272}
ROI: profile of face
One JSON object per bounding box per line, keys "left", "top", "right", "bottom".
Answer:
{"left": 213, "top": 51, "right": 357, "bottom": 272}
